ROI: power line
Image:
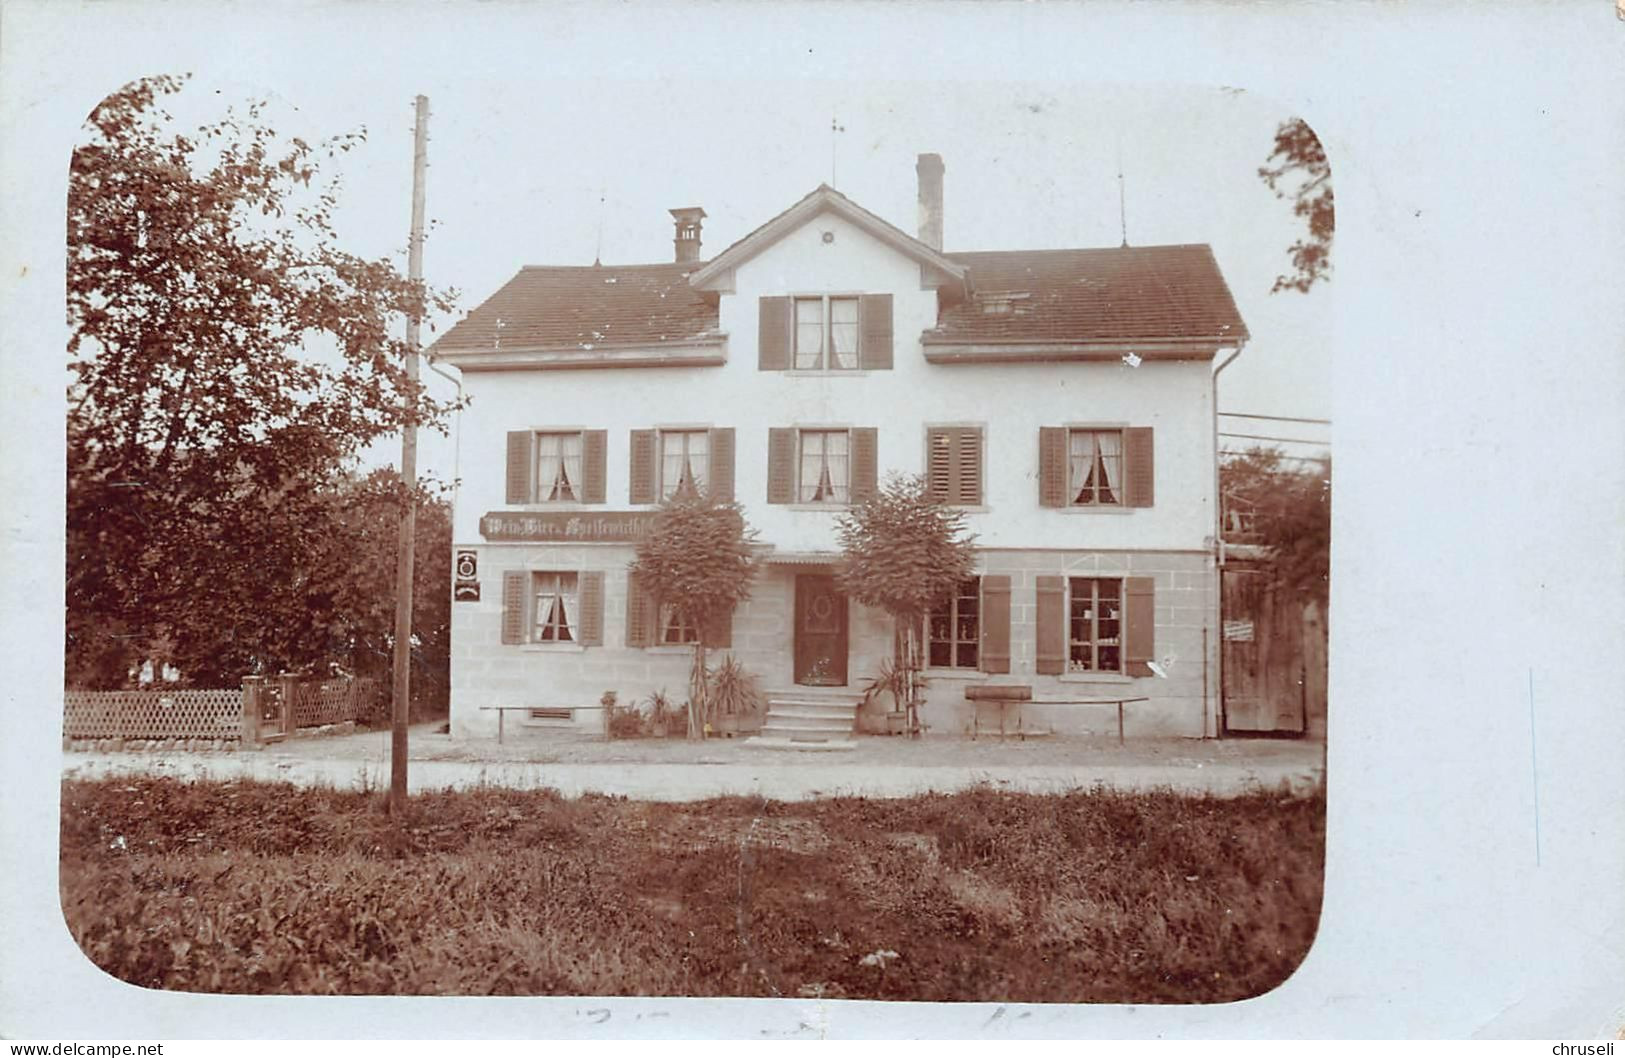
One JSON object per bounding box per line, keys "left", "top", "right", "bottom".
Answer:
{"left": 1218, "top": 412, "right": 1332, "bottom": 426}
{"left": 1221, "top": 451, "right": 1329, "bottom": 465}
{"left": 1219, "top": 431, "right": 1330, "bottom": 446}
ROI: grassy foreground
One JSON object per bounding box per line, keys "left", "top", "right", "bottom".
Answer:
{"left": 60, "top": 777, "right": 1323, "bottom": 1001}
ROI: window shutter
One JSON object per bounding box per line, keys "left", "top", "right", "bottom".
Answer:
{"left": 758, "top": 296, "right": 791, "bottom": 370}
{"left": 849, "top": 427, "right": 878, "bottom": 502}
{"left": 858, "top": 294, "right": 893, "bottom": 370}
{"left": 703, "top": 608, "right": 733, "bottom": 650}
{"left": 629, "top": 429, "right": 657, "bottom": 504}
{"left": 926, "top": 428, "right": 953, "bottom": 502}
{"left": 577, "top": 571, "right": 604, "bottom": 646}
{"left": 625, "top": 572, "right": 652, "bottom": 648}
{"left": 1123, "top": 575, "right": 1156, "bottom": 676}
{"left": 501, "top": 571, "right": 528, "bottom": 645}
{"left": 767, "top": 428, "right": 796, "bottom": 504}
{"left": 979, "top": 574, "right": 1012, "bottom": 674}
{"left": 1039, "top": 427, "right": 1068, "bottom": 508}
{"left": 581, "top": 430, "right": 607, "bottom": 504}
{"left": 956, "top": 427, "right": 983, "bottom": 506}
{"left": 708, "top": 427, "right": 735, "bottom": 502}
{"left": 1035, "top": 575, "right": 1067, "bottom": 675}
{"left": 1123, "top": 427, "right": 1155, "bottom": 507}
{"left": 506, "top": 432, "right": 533, "bottom": 505}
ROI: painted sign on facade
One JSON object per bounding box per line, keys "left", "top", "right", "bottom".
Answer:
{"left": 454, "top": 549, "right": 480, "bottom": 601}
{"left": 479, "top": 510, "right": 659, "bottom": 542}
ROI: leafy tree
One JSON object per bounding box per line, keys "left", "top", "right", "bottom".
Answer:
{"left": 834, "top": 473, "right": 978, "bottom": 734}
{"left": 1259, "top": 117, "right": 1334, "bottom": 293}
{"left": 1221, "top": 449, "right": 1330, "bottom": 604}
{"left": 66, "top": 74, "right": 458, "bottom": 686}
{"left": 629, "top": 497, "right": 761, "bottom": 738}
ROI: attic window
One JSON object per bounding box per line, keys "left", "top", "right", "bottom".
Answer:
{"left": 977, "top": 291, "right": 1031, "bottom": 316}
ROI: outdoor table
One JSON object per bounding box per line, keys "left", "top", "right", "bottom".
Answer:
{"left": 965, "top": 686, "right": 1150, "bottom": 744}
{"left": 478, "top": 704, "right": 542, "bottom": 744}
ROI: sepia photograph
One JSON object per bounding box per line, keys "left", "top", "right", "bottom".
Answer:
{"left": 5, "top": 0, "right": 1622, "bottom": 1045}
{"left": 57, "top": 73, "right": 1331, "bottom": 1004}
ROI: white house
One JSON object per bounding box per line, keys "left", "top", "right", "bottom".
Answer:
{"left": 432, "top": 155, "right": 1248, "bottom": 741}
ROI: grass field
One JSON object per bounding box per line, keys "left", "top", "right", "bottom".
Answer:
{"left": 60, "top": 777, "right": 1323, "bottom": 1001}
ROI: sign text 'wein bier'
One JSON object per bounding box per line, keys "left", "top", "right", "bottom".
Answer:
{"left": 479, "top": 510, "right": 659, "bottom": 542}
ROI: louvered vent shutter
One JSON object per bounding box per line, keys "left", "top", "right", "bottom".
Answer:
{"left": 577, "top": 571, "right": 604, "bottom": 646}
{"left": 1123, "top": 575, "right": 1156, "bottom": 676}
{"left": 849, "top": 428, "right": 879, "bottom": 502}
{"left": 979, "top": 575, "right": 1012, "bottom": 674}
{"left": 1039, "top": 427, "right": 1068, "bottom": 508}
{"left": 625, "top": 573, "right": 652, "bottom": 648}
{"left": 1035, "top": 575, "right": 1067, "bottom": 675}
{"left": 506, "top": 432, "right": 533, "bottom": 504}
{"left": 926, "top": 428, "right": 953, "bottom": 502}
{"left": 767, "top": 428, "right": 796, "bottom": 504}
{"left": 501, "top": 571, "right": 529, "bottom": 645}
{"left": 956, "top": 427, "right": 983, "bottom": 506}
{"left": 1123, "top": 427, "right": 1155, "bottom": 508}
{"left": 858, "top": 294, "right": 893, "bottom": 370}
{"left": 628, "top": 430, "right": 657, "bottom": 504}
{"left": 703, "top": 608, "right": 733, "bottom": 650}
{"left": 759, "top": 297, "right": 791, "bottom": 370}
{"left": 708, "top": 427, "right": 735, "bottom": 502}
{"left": 581, "top": 430, "right": 608, "bottom": 504}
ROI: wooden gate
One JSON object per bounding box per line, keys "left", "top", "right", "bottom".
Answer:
{"left": 1221, "top": 566, "right": 1321, "bottom": 735}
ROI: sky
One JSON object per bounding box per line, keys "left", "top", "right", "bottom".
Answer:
{"left": 145, "top": 73, "right": 1333, "bottom": 483}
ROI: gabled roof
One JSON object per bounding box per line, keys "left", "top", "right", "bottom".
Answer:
{"left": 928, "top": 244, "right": 1249, "bottom": 345}
{"left": 686, "top": 184, "right": 968, "bottom": 291}
{"left": 432, "top": 261, "right": 719, "bottom": 353}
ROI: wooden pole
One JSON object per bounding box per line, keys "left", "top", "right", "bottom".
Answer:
{"left": 390, "top": 94, "right": 428, "bottom": 816}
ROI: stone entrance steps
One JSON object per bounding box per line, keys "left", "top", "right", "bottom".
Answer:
{"left": 745, "top": 689, "right": 862, "bottom": 751}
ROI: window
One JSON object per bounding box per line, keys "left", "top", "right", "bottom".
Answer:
{"left": 927, "top": 577, "right": 981, "bottom": 669}
{"left": 532, "top": 572, "right": 579, "bottom": 643}
{"left": 1068, "top": 578, "right": 1122, "bottom": 672}
{"left": 534, "top": 431, "right": 583, "bottom": 502}
{"left": 793, "top": 296, "right": 860, "bottom": 371}
{"left": 659, "top": 603, "right": 700, "bottom": 645}
{"left": 798, "top": 429, "right": 851, "bottom": 503}
{"left": 1069, "top": 429, "right": 1123, "bottom": 506}
{"left": 658, "top": 430, "right": 709, "bottom": 500}
{"left": 926, "top": 426, "right": 983, "bottom": 506}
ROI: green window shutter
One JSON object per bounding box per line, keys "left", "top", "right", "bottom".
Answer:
{"left": 1035, "top": 575, "right": 1067, "bottom": 675}
{"left": 926, "top": 427, "right": 953, "bottom": 502}
{"left": 708, "top": 427, "right": 735, "bottom": 502}
{"left": 501, "top": 571, "right": 529, "bottom": 645}
{"left": 1123, "top": 575, "right": 1156, "bottom": 676}
{"left": 506, "top": 431, "right": 533, "bottom": 504}
{"left": 956, "top": 427, "right": 983, "bottom": 505}
{"left": 581, "top": 430, "right": 608, "bottom": 504}
{"left": 849, "top": 427, "right": 879, "bottom": 502}
{"left": 1039, "top": 427, "right": 1068, "bottom": 508}
{"left": 759, "top": 296, "right": 791, "bottom": 370}
{"left": 1123, "top": 427, "right": 1155, "bottom": 507}
{"left": 628, "top": 429, "right": 657, "bottom": 504}
{"left": 625, "top": 572, "right": 652, "bottom": 648}
{"left": 979, "top": 574, "right": 1012, "bottom": 674}
{"left": 577, "top": 571, "right": 604, "bottom": 646}
{"left": 767, "top": 428, "right": 796, "bottom": 504}
{"left": 858, "top": 293, "right": 893, "bottom": 370}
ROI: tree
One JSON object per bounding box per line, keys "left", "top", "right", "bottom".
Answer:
{"left": 1259, "top": 117, "right": 1334, "bottom": 293}
{"left": 1221, "top": 449, "right": 1330, "bottom": 604}
{"left": 629, "top": 497, "right": 761, "bottom": 738}
{"left": 834, "top": 473, "right": 978, "bottom": 734}
{"left": 66, "top": 75, "right": 459, "bottom": 685}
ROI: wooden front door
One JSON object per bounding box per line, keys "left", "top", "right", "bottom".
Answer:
{"left": 794, "top": 574, "right": 848, "bottom": 686}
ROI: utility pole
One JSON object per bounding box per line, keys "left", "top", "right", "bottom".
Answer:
{"left": 391, "top": 94, "right": 428, "bottom": 816}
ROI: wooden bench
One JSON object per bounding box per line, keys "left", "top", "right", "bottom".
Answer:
{"left": 965, "top": 685, "right": 1149, "bottom": 744}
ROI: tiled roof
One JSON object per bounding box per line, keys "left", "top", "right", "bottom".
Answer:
{"left": 432, "top": 261, "right": 719, "bottom": 352}
{"left": 930, "top": 244, "right": 1249, "bottom": 344}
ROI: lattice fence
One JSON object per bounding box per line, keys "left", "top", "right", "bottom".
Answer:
{"left": 63, "top": 689, "right": 244, "bottom": 741}
{"left": 289, "top": 677, "right": 377, "bottom": 729}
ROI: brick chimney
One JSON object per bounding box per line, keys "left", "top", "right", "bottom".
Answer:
{"left": 670, "top": 207, "right": 706, "bottom": 263}
{"left": 916, "top": 153, "right": 944, "bottom": 251}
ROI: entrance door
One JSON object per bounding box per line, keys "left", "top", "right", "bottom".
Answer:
{"left": 794, "top": 573, "right": 849, "bottom": 686}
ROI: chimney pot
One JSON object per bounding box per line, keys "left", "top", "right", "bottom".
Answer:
{"left": 916, "top": 153, "right": 944, "bottom": 252}
{"left": 670, "top": 206, "right": 706, "bottom": 263}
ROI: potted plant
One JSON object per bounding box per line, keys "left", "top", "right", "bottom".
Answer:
{"left": 668, "top": 702, "right": 690, "bottom": 739}
{"left": 859, "top": 658, "right": 917, "bottom": 736}
{"left": 709, "top": 655, "right": 761, "bottom": 737}
{"left": 646, "top": 688, "right": 672, "bottom": 739}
